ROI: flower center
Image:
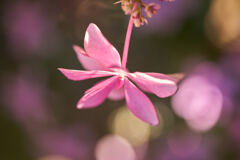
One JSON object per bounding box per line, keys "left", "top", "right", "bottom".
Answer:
{"left": 110, "top": 68, "right": 128, "bottom": 80}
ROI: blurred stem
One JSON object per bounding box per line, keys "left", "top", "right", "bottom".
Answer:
{"left": 122, "top": 16, "right": 134, "bottom": 69}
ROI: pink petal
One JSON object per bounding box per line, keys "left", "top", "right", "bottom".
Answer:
{"left": 108, "top": 87, "right": 125, "bottom": 100}
{"left": 124, "top": 79, "right": 159, "bottom": 125}
{"left": 146, "top": 72, "right": 184, "bottom": 83}
{"left": 77, "top": 76, "right": 119, "bottom": 109}
{"left": 129, "top": 72, "right": 177, "bottom": 98}
{"left": 108, "top": 78, "right": 125, "bottom": 100}
{"left": 84, "top": 77, "right": 121, "bottom": 95}
{"left": 84, "top": 23, "right": 121, "bottom": 68}
{"left": 73, "top": 45, "right": 107, "bottom": 71}
{"left": 58, "top": 68, "right": 115, "bottom": 81}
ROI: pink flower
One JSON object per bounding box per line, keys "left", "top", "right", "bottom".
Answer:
{"left": 58, "top": 18, "right": 178, "bottom": 125}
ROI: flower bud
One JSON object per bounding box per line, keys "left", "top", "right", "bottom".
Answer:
{"left": 121, "top": 0, "right": 133, "bottom": 15}
{"left": 144, "top": 3, "right": 160, "bottom": 18}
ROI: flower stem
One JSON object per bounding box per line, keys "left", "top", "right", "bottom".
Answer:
{"left": 122, "top": 16, "right": 134, "bottom": 69}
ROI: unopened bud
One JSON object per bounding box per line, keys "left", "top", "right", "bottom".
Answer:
{"left": 145, "top": 3, "right": 160, "bottom": 18}
{"left": 121, "top": 0, "right": 133, "bottom": 15}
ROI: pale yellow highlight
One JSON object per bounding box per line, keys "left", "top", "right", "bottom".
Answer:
{"left": 206, "top": 0, "right": 240, "bottom": 47}
{"left": 109, "top": 106, "right": 151, "bottom": 147}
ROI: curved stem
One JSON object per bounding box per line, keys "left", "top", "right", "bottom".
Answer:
{"left": 121, "top": 16, "right": 134, "bottom": 69}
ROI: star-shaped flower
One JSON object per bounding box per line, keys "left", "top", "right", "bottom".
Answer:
{"left": 58, "top": 22, "right": 178, "bottom": 125}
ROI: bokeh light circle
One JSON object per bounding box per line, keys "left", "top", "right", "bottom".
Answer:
{"left": 172, "top": 75, "right": 223, "bottom": 132}
{"left": 109, "top": 106, "right": 151, "bottom": 146}
{"left": 95, "top": 134, "right": 136, "bottom": 160}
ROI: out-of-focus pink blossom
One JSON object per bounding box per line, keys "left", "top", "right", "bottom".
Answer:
{"left": 58, "top": 19, "right": 179, "bottom": 125}
{"left": 33, "top": 126, "right": 95, "bottom": 160}
{"left": 182, "top": 62, "right": 237, "bottom": 126}
{"left": 3, "top": 2, "right": 57, "bottom": 55}
{"left": 167, "top": 131, "right": 202, "bottom": 158}
{"left": 95, "top": 134, "right": 136, "bottom": 160}
{"left": 172, "top": 74, "right": 223, "bottom": 132}
{"left": 154, "top": 131, "right": 215, "bottom": 160}
{"left": 1, "top": 71, "right": 48, "bottom": 126}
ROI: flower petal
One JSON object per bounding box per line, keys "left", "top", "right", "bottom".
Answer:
{"left": 73, "top": 45, "right": 107, "bottom": 71}
{"left": 84, "top": 23, "right": 121, "bottom": 68}
{"left": 146, "top": 72, "right": 184, "bottom": 83}
{"left": 129, "top": 72, "right": 177, "bottom": 98}
{"left": 58, "top": 68, "right": 115, "bottom": 81}
{"left": 77, "top": 76, "right": 119, "bottom": 109}
{"left": 124, "top": 79, "right": 159, "bottom": 125}
{"left": 108, "top": 87, "right": 125, "bottom": 100}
